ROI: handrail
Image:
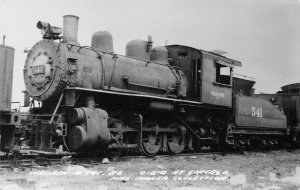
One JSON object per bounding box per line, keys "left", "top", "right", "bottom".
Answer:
{"left": 65, "top": 43, "right": 181, "bottom": 69}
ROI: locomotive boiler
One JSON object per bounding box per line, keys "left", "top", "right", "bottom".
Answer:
{"left": 19, "top": 15, "right": 299, "bottom": 156}
{"left": 25, "top": 16, "right": 186, "bottom": 102}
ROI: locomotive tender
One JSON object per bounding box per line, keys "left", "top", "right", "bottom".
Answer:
{"left": 5, "top": 15, "right": 296, "bottom": 156}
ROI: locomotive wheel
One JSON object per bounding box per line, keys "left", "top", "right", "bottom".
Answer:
{"left": 141, "top": 122, "right": 162, "bottom": 156}
{"left": 167, "top": 123, "right": 186, "bottom": 154}
{"left": 108, "top": 118, "right": 124, "bottom": 157}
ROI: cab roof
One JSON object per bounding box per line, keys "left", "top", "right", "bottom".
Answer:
{"left": 167, "top": 44, "right": 242, "bottom": 67}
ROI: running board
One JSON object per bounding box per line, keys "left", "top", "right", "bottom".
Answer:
{"left": 231, "top": 127, "right": 286, "bottom": 135}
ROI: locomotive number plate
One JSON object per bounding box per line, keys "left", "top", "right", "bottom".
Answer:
{"left": 251, "top": 107, "right": 263, "bottom": 118}
{"left": 32, "top": 65, "right": 45, "bottom": 75}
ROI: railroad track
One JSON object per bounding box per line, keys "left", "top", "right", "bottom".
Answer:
{"left": 114, "top": 151, "right": 223, "bottom": 162}
{"left": 0, "top": 158, "right": 64, "bottom": 168}
{"left": 1, "top": 148, "right": 296, "bottom": 168}
{"left": 0, "top": 150, "right": 222, "bottom": 168}
{"left": 0, "top": 149, "right": 73, "bottom": 168}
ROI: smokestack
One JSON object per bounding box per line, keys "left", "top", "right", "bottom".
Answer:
{"left": 63, "top": 15, "right": 79, "bottom": 45}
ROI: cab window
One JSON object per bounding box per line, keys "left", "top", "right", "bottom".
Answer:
{"left": 216, "top": 64, "right": 232, "bottom": 86}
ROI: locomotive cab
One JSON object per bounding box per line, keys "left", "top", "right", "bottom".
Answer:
{"left": 167, "top": 45, "right": 241, "bottom": 107}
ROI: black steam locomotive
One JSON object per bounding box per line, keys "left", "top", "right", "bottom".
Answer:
{"left": 1, "top": 15, "right": 299, "bottom": 156}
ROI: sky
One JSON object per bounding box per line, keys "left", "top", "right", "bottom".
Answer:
{"left": 0, "top": 0, "right": 299, "bottom": 108}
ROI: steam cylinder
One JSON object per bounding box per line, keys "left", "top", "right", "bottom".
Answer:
{"left": 24, "top": 39, "right": 187, "bottom": 101}
{"left": 91, "top": 31, "right": 113, "bottom": 52}
{"left": 0, "top": 45, "right": 14, "bottom": 111}
{"left": 66, "top": 107, "right": 111, "bottom": 151}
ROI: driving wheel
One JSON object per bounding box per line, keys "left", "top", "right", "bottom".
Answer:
{"left": 167, "top": 123, "right": 186, "bottom": 154}
{"left": 141, "top": 122, "right": 162, "bottom": 156}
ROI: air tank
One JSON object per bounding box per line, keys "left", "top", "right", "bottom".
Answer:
{"left": 0, "top": 44, "right": 14, "bottom": 111}
{"left": 150, "top": 46, "right": 169, "bottom": 65}
{"left": 91, "top": 31, "right": 114, "bottom": 52}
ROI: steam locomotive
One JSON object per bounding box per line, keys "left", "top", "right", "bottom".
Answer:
{"left": 1, "top": 15, "right": 299, "bottom": 156}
